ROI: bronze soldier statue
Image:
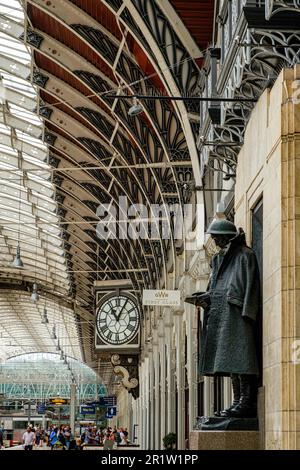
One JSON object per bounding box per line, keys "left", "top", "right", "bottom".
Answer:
{"left": 197, "top": 219, "right": 261, "bottom": 419}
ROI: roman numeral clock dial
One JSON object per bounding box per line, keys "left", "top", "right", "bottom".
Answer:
{"left": 96, "top": 294, "right": 140, "bottom": 345}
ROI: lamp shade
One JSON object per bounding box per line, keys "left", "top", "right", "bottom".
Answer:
{"left": 31, "top": 282, "right": 39, "bottom": 302}
{"left": 11, "top": 244, "right": 24, "bottom": 268}
{"left": 128, "top": 97, "right": 143, "bottom": 116}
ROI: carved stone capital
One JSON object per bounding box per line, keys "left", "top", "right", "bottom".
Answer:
{"left": 111, "top": 354, "right": 139, "bottom": 399}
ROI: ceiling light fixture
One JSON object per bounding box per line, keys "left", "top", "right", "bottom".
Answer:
{"left": 11, "top": 136, "right": 24, "bottom": 269}
{"left": 128, "top": 96, "right": 143, "bottom": 116}
{"left": 31, "top": 282, "right": 39, "bottom": 302}
{"left": 11, "top": 244, "right": 24, "bottom": 268}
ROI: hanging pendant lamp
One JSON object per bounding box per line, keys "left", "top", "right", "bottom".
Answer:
{"left": 11, "top": 243, "right": 24, "bottom": 268}
{"left": 128, "top": 96, "right": 143, "bottom": 116}
{"left": 31, "top": 282, "right": 39, "bottom": 302}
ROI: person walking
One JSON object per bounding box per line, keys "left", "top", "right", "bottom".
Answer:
{"left": 23, "top": 426, "right": 35, "bottom": 450}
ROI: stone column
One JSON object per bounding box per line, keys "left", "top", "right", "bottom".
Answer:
{"left": 148, "top": 349, "right": 155, "bottom": 449}
{"left": 70, "top": 383, "right": 76, "bottom": 435}
{"left": 140, "top": 356, "right": 149, "bottom": 450}
{"left": 165, "top": 309, "right": 175, "bottom": 435}
{"left": 174, "top": 310, "right": 185, "bottom": 450}
{"left": 223, "top": 377, "right": 232, "bottom": 411}
{"left": 159, "top": 332, "right": 166, "bottom": 448}
{"left": 280, "top": 66, "right": 300, "bottom": 449}
{"left": 127, "top": 392, "right": 133, "bottom": 442}
{"left": 152, "top": 331, "right": 160, "bottom": 450}
{"left": 139, "top": 366, "right": 144, "bottom": 449}
{"left": 232, "top": 66, "right": 300, "bottom": 448}
{"left": 132, "top": 396, "right": 140, "bottom": 446}
{"left": 186, "top": 302, "right": 198, "bottom": 432}
{"left": 204, "top": 377, "right": 215, "bottom": 417}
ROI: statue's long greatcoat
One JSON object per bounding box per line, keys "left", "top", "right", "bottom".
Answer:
{"left": 199, "top": 232, "right": 260, "bottom": 376}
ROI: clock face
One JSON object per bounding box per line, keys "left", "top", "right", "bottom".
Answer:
{"left": 96, "top": 294, "right": 139, "bottom": 345}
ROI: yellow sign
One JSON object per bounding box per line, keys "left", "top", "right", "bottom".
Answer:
{"left": 49, "top": 397, "right": 68, "bottom": 405}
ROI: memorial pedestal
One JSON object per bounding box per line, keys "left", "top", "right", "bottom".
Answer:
{"left": 189, "top": 430, "right": 260, "bottom": 450}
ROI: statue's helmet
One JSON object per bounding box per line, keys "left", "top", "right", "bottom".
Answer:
{"left": 206, "top": 219, "right": 237, "bottom": 236}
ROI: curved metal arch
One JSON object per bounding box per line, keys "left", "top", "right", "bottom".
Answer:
{"left": 39, "top": 86, "right": 170, "bottom": 204}
{"left": 49, "top": 175, "right": 154, "bottom": 290}
{"left": 101, "top": 0, "right": 202, "bottom": 183}
{"left": 49, "top": 201, "right": 127, "bottom": 275}
{"left": 43, "top": 153, "right": 154, "bottom": 294}
{"left": 0, "top": 153, "right": 70, "bottom": 294}
{"left": 0, "top": 116, "right": 154, "bottom": 298}
{"left": 22, "top": 5, "right": 184, "bottom": 277}
{"left": 44, "top": 127, "right": 160, "bottom": 288}
{"left": 1, "top": 98, "right": 161, "bottom": 289}
{"left": 27, "top": 0, "right": 137, "bottom": 62}
{"left": 28, "top": 34, "right": 176, "bottom": 286}
{"left": 24, "top": 45, "right": 171, "bottom": 287}
{"left": 0, "top": 7, "right": 184, "bottom": 286}
{"left": 23, "top": 5, "right": 184, "bottom": 189}
{"left": 0, "top": 290, "right": 83, "bottom": 362}
{"left": 24, "top": 0, "right": 193, "bottom": 280}
{"left": 48, "top": 141, "right": 164, "bottom": 294}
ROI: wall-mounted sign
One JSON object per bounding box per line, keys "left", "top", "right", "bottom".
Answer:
{"left": 49, "top": 397, "right": 68, "bottom": 405}
{"left": 142, "top": 289, "right": 181, "bottom": 307}
{"left": 37, "top": 404, "right": 46, "bottom": 414}
{"left": 107, "top": 406, "right": 117, "bottom": 416}
{"left": 99, "top": 395, "right": 117, "bottom": 407}
{"left": 80, "top": 405, "right": 96, "bottom": 415}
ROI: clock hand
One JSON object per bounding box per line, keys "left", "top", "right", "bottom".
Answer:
{"left": 117, "top": 300, "right": 128, "bottom": 321}
{"left": 110, "top": 308, "right": 117, "bottom": 320}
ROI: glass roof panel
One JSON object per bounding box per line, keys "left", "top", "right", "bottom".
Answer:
{"left": 0, "top": 0, "right": 24, "bottom": 22}
{"left": 0, "top": 291, "right": 83, "bottom": 363}
{"left": 0, "top": 0, "right": 80, "bottom": 364}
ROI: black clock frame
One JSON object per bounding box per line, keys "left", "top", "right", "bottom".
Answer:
{"left": 95, "top": 291, "right": 140, "bottom": 346}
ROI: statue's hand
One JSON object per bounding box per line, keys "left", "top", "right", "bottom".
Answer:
{"left": 193, "top": 292, "right": 211, "bottom": 309}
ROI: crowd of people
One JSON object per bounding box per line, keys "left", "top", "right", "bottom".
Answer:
{"left": 20, "top": 424, "right": 129, "bottom": 450}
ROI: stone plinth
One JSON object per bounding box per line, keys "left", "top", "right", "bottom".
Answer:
{"left": 197, "top": 416, "right": 259, "bottom": 431}
{"left": 190, "top": 431, "right": 260, "bottom": 450}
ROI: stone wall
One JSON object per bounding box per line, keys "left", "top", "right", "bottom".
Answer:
{"left": 235, "top": 65, "right": 300, "bottom": 449}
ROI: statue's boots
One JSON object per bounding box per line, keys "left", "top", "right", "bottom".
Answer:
{"left": 218, "top": 374, "right": 240, "bottom": 417}
{"left": 226, "top": 375, "right": 257, "bottom": 418}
